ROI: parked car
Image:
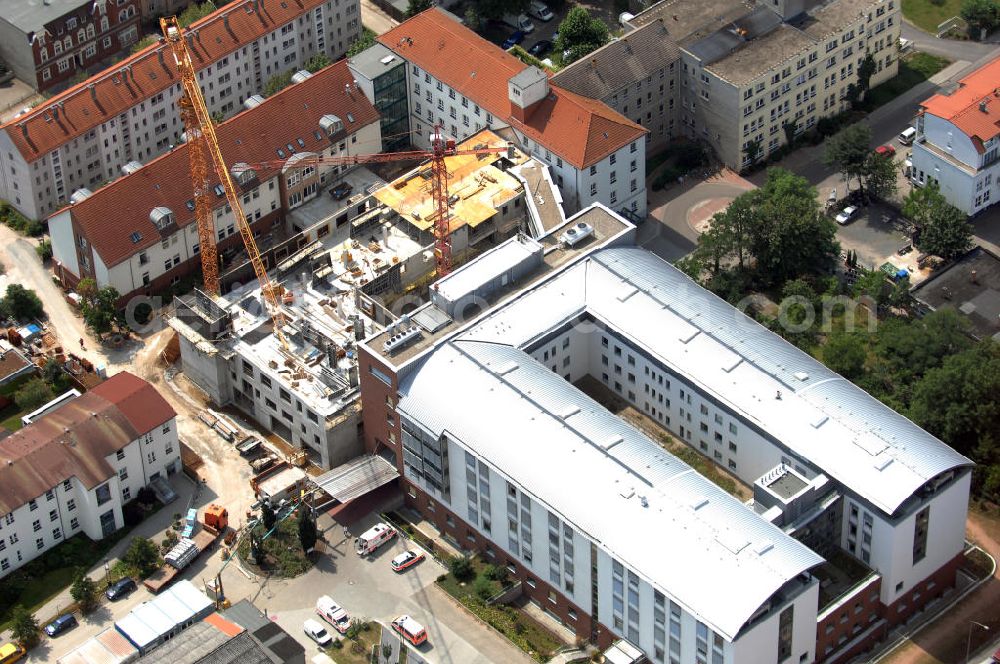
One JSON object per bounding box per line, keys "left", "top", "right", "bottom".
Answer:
{"left": 391, "top": 615, "right": 427, "bottom": 646}
{"left": 528, "top": 39, "right": 552, "bottom": 57}
{"left": 502, "top": 31, "right": 526, "bottom": 49}
{"left": 44, "top": 614, "right": 78, "bottom": 637}
{"left": 315, "top": 595, "right": 351, "bottom": 634}
{"left": 529, "top": 0, "right": 554, "bottom": 21}
{"left": 330, "top": 182, "right": 353, "bottom": 200}
{"left": 874, "top": 144, "right": 896, "bottom": 157}
{"left": 0, "top": 642, "right": 26, "bottom": 664}
{"left": 898, "top": 126, "right": 916, "bottom": 145}
{"left": 105, "top": 577, "right": 137, "bottom": 601}
{"left": 390, "top": 549, "right": 426, "bottom": 572}
{"left": 302, "top": 618, "right": 333, "bottom": 647}
{"left": 835, "top": 205, "right": 859, "bottom": 225}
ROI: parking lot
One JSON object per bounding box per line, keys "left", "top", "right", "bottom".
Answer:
{"left": 834, "top": 201, "right": 914, "bottom": 271}
{"left": 230, "top": 511, "right": 532, "bottom": 664}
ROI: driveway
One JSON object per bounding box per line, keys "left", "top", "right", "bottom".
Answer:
{"left": 223, "top": 511, "right": 533, "bottom": 664}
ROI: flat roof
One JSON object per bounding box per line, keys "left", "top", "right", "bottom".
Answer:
{"left": 706, "top": 25, "right": 815, "bottom": 84}
{"left": 395, "top": 243, "right": 971, "bottom": 637}
{"left": 364, "top": 205, "right": 633, "bottom": 368}
{"left": 765, "top": 467, "right": 809, "bottom": 500}
{"left": 511, "top": 161, "right": 566, "bottom": 235}
{"left": 912, "top": 246, "right": 1000, "bottom": 340}
{"left": 432, "top": 233, "right": 543, "bottom": 306}
{"left": 348, "top": 42, "right": 406, "bottom": 81}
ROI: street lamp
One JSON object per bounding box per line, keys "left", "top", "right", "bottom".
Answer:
{"left": 966, "top": 620, "right": 990, "bottom": 664}
{"left": 103, "top": 560, "right": 110, "bottom": 588}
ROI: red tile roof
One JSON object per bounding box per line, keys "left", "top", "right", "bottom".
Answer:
{"left": 62, "top": 60, "right": 380, "bottom": 268}
{"left": 0, "top": 371, "right": 174, "bottom": 514}
{"left": 1, "top": 0, "right": 328, "bottom": 161}
{"left": 921, "top": 55, "right": 1000, "bottom": 151}
{"left": 378, "top": 9, "right": 646, "bottom": 169}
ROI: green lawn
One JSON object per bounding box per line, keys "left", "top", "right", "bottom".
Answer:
{"left": 437, "top": 558, "right": 565, "bottom": 662}
{"left": 0, "top": 567, "right": 78, "bottom": 632}
{"left": 0, "top": 403, "right": 24, "bottom": 431}
{"left": 902, "top": 0, "right": 965, "bottom": 33}
{"left": 863, "top": 52, "right": 951, "bottom": 110}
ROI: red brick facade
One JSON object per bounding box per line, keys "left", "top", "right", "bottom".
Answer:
{"left": 358, "top": 347, "right": 402, "bottom": 469}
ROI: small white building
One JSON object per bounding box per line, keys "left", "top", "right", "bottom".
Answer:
{"left": 0, "top": 371, "right": 179, "bottom": 579}
{"left": 911, "top": 55, "right": 1000, "bottom": 215}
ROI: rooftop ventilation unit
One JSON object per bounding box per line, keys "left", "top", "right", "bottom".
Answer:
{"left": 559, "top": 221, "right": 594, "bottom": 247}
{"left": 382, "top": 325, "right": 422, "bottom": 354}
{"left": 69, "top": 188, "right": 93, "bottom": 204}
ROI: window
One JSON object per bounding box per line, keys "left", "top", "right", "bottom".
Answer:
{"left": 67, "top": 499, "right": 76, "bottom": 511}
{"left": 70, "top": 517, "right": 79, "bottom": 530}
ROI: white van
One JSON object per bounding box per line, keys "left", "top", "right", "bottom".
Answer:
{"left": 315, "top": 595, "right": 351, "bottom": 634}
{"left": 529, "top": 1, "right": 554, "bottom": 21}
{"left": 303, "top": 618, "right": 334, "bottom": 647}
{"left": 898, "top": 127, "right": 917, "bottom": 145}
{"left": 503, "top": 13, "right": 535, "bottom": 33}
{"left": 355, "top": 522, "right": 397, "bottom": 555}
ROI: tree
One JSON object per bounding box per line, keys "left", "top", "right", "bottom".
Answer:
{"left": 554, "top": 7, "right": 610, "bottom": 64}
{"left": 123, "top": 536, "right": 161, "bottom": 577}
{"left": 858, "top": 53, "right": 877, "bottom": 92}
{"left": 71, "top": 571, "right": 100, "bottom": 613}
{"left": 749, "top": 169, "right": 840, "bottom": 285}
{"left": 10, "top": 605, "right": 40, "bottom": 648}
{"left": 81, "top": 285, "right": 123, "bottom": 337}
{"left": 406, "top": 0, "right": 434, "bottom": 17}
{"left": 823, "top": 332, "right": 868, "bottom": 379}
{"left": 474, "top": 0, "right": 529, "bottom": 20}
{"left": 903, "top": 183, "right": 973, "bottom": 259}
{"left": 449, "top": 555, "right": 474, "bottom": 581}
{"left": 960, "top": 0, "right": 1000, "bottom": 37}
{"left": 777, "top": 279, "right": 819, "bottom": 349}
{"left": 263, "top": 71, "right": 293, "bottom": 97}
{"left": 909, "top": 340, "right": 1000, "bottom": 458}
{"left": 0, "top": 283, "right": 45, "bottom": 321}
{"left": 464, "top": 6, "right": 482, "bottom": 31}
{"left": 824, "top": 124, "right": 872, "bottom": 194}
{"left": 304, "top": 54, "right": 331, "bottom": 73}
{"left": 782, "top": 118, "right": 798, "bottom": 147}
{"left": 178, "top": 1, "right": 216, "bottom": 28}
{"left": 744, "top": 137, "right": 762, "bottom": 168}
{"left": 15, "top": 378, "right": 54, "bottom": 411}
{"left": 347, "top": 28, "right": 376, "bottom": 57}
{"left": 297, "top": 507, "right": 318, "bottom": 553}
{"left": 874, "top": 308, "right": 972, "bottom": 387}
{"left": 35, "top": 239, "right": 52, "bottom": 261}
{"left": 131, "top": 34, "right": 158, "bottom": 54}
{"left": 260, "top": 501, "right": 276, "bottom": 531}
{"left": 862, "top": 152, "right": 898, "bottom": 201}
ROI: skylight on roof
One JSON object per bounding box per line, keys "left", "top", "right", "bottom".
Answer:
{"left": 213, "top": 184, "right": 224, "bottom": 197}
{"left": 130, "top": 232, "right": 142, "bottom": 243}
{"left": 185, "top": 200, "right": 195, "bottom": 211}
{"left": 287, "top": 143, "right": 295, "bottom": 153}
{"left": 297, "top": 138, "right": 305, "bottom": 147}
{"left": 277, "top": 149, "right": 286, "bottom": 158}
{"left": 347, "top": 113, "right": 355, "bottom": 123}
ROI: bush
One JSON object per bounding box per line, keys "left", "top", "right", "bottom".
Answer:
{"left": 449, "top": 555, "right": 474, "bottom": 582}
{"left": 675, "top": 142, "right": 708, "bottom": 170}
{"left": 122, "top": 501, "right": 145, "bottom": 527}
{"left": 0, "top": 201, "right": 44, "bottom": 236}
{"left": 14, "top": 378, "right": 54, "bottom": 411}
{"left": 474, "top": 576, "right": 495, "bottom": 600}
{"left": 35, "top": 239, "right": 52, "bottom": 261}
{"left": 0, "top": 284, "right": 45, "bottom": 321}
{"left": 136, "top": 486, "right": 157, "bottom": 505}
{"left": 10, "top": 605, "right": 40, "bottom": 648}
{"left": 484, "top": 564, "right": 509, "bottom": 584}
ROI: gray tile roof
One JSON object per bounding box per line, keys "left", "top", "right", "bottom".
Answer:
{"left": 0, "top": 0, "right": 88, "bottom": 34}
{"left": 551, "top": 21, "right": 680, "bottom": 100}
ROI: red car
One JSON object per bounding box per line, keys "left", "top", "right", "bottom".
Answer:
{"left": 390, "top": 550, "right": 425, "bottom": 572}
{"left": 875, "top": 144, "right": 896, "bottom": 157}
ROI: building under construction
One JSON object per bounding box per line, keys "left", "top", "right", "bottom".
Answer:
{"left": 169, "top": 130, "right": 547, "bottom": 468}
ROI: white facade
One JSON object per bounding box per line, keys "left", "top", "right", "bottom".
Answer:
{"left": 0, "top": 416, "right": 179, "bottom": 578}
{"left": 402, "top": 62, "right": 647, "bottom": 218}
{"left": 0, "top": 0, "right": 362, "bottom": 221}
{"left": 911, "top": 114, "right": 1000, "bottom": 215}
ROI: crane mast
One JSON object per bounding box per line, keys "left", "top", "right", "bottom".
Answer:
{"left": 161, "top": 16, "right": 289, "bottom": 349}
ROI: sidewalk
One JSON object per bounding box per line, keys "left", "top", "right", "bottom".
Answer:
{"left": 0, "top": 473, "right": 201, "bottom": 641}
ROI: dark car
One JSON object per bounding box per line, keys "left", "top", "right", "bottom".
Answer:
{"left": 528, "top": 39, "right": 552, "bottom": 57}
{"left": 105, "top": 577, "right": 137, "bottom": 601}
{"left": 502, "top": 31, "right": 525, "bottom": 49}
{"left": 330, "top": 182, "right": 353, "bottom": 200}
{"left": 44, "top": 614, "right": 77, "bottom": 637}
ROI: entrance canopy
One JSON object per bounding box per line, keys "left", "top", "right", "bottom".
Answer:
{"left": 313, "top": 455, "right": 399, "bottom": 503}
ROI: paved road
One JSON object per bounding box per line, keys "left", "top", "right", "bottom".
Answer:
{"left": 899, "top": 23, "right": 997, "bottom": 63}
{"left": 221, "top": 511, "right": 533, "bottom": 664}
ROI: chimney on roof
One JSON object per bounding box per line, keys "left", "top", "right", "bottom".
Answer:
{"left": 223, "top": 15, "right": 237, "bottom": 41}
{"left": 88, "top": 83, "right": 98, "bottom": 104}
{"left": 508, "top": 66, "right": 549, "bottom": 124}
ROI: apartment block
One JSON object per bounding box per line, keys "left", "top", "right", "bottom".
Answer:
{"left": 554, "top": 0, "right": 900, "bottom": 171}
{"left": 0, "top": 0, "right": 141, "bottom": 94}
{"left": 374, "top": 9, "right": 649, "bottom": 219}
{"left": 911, "top": 55, "right": 1000, "bottom": 215}
{"left": 0, "top": 372, "right": 179, "bottom": 579}
{"left": 0, "top": 0, "right": 362, "bottom": 222}
{"left": 47, "top": 60, "right": 381, "bottom": 301}
{"left": 358, "top": 204, "right": 971, "bottom": 663}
